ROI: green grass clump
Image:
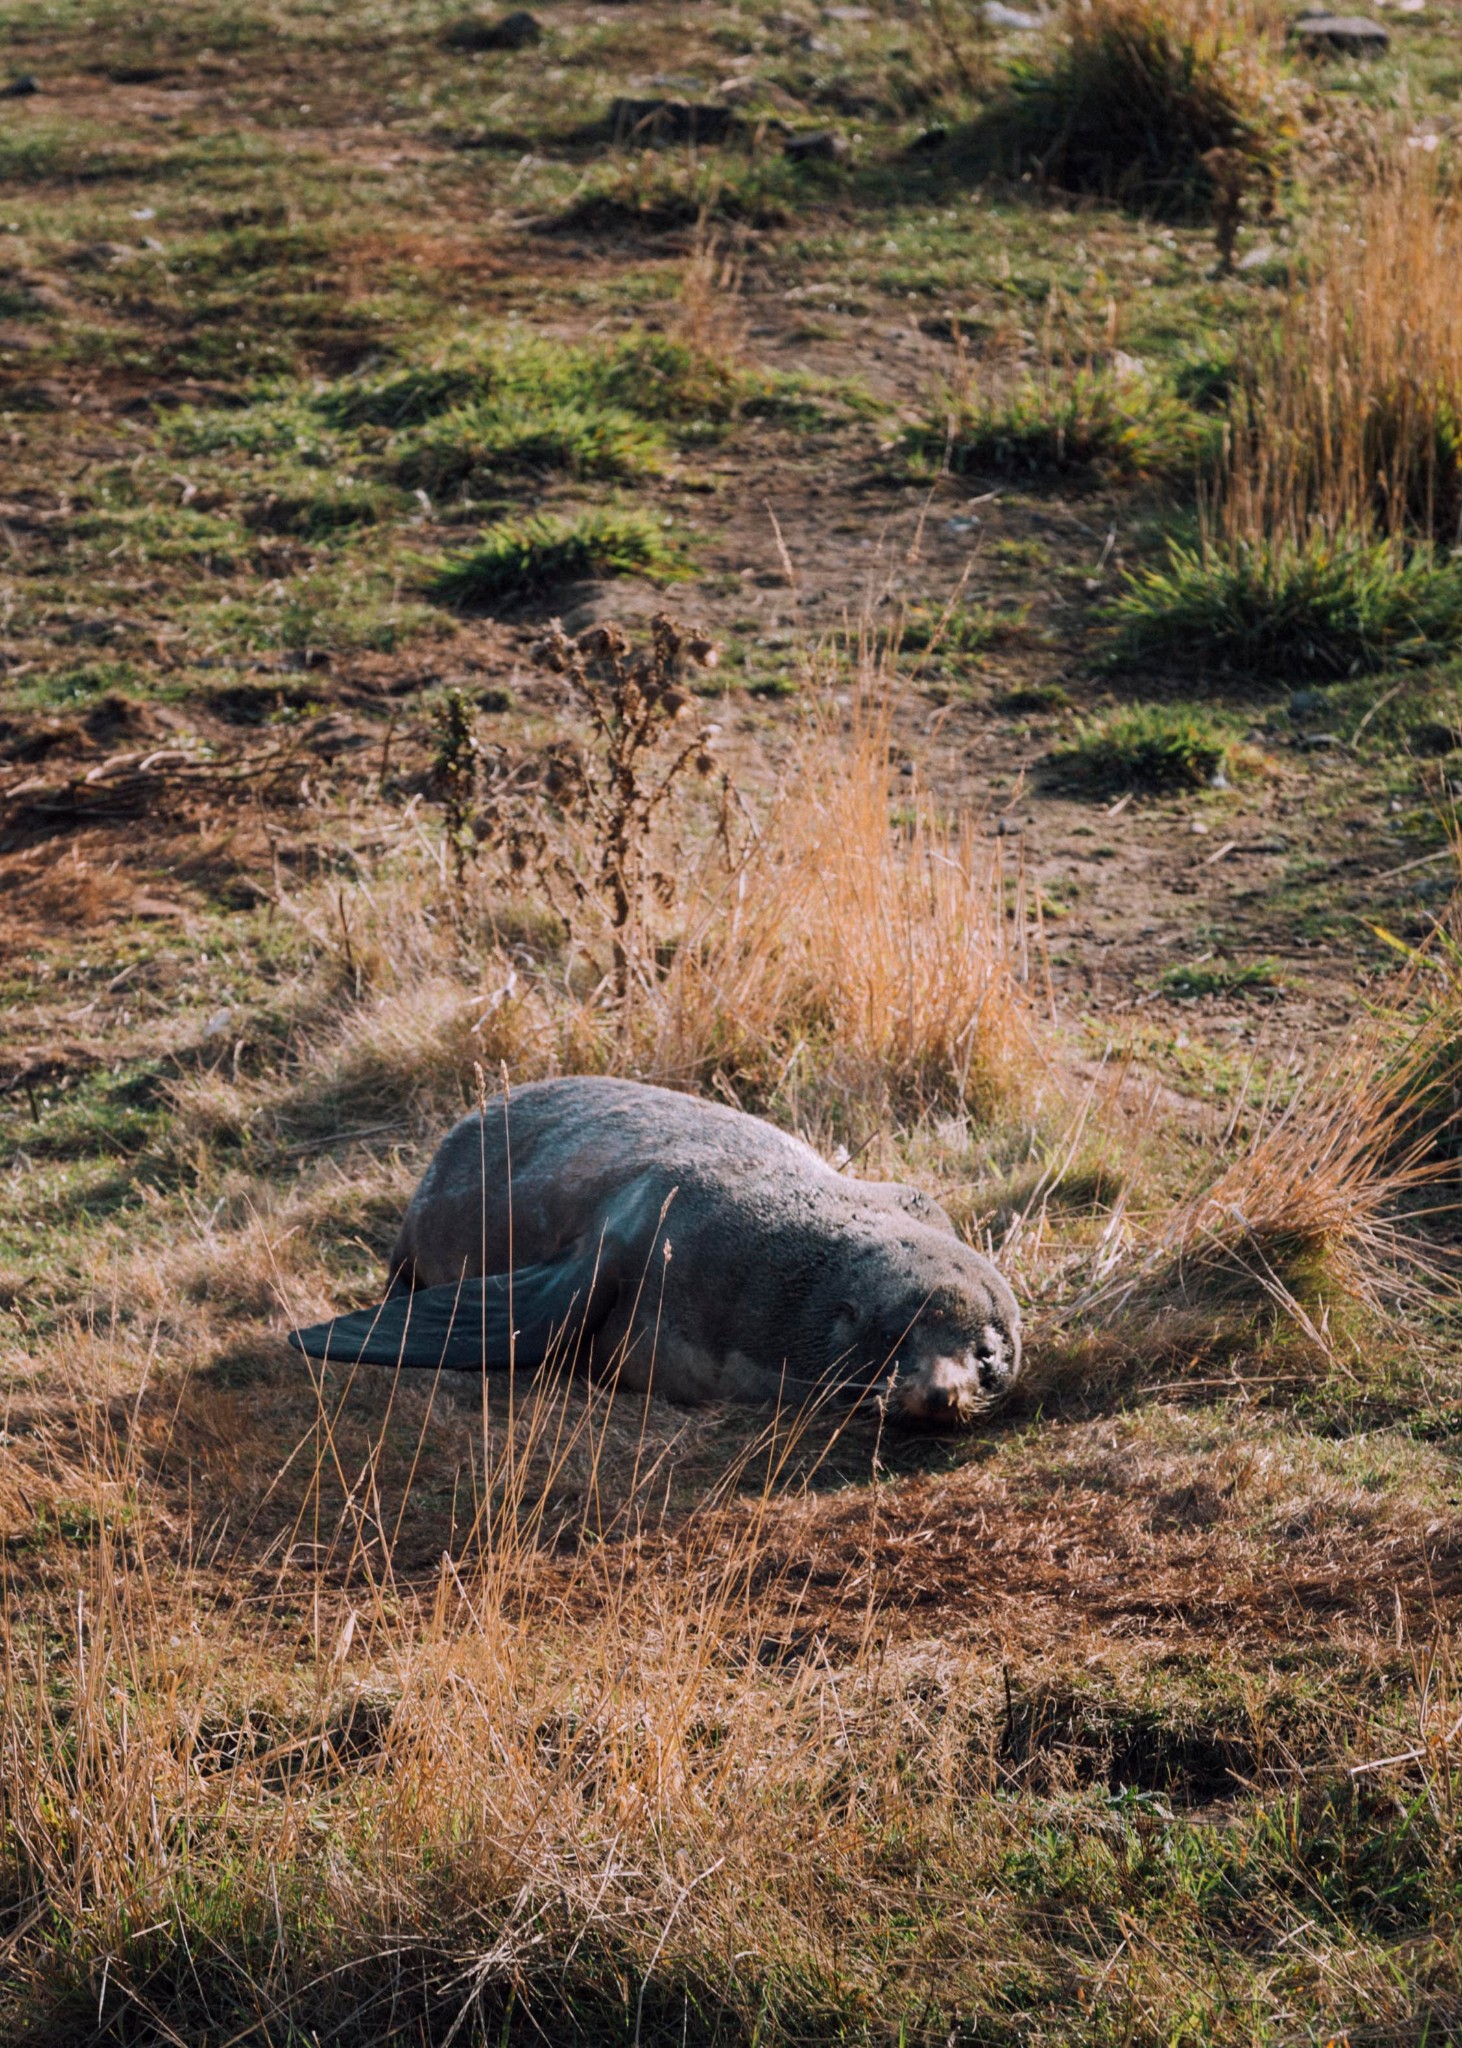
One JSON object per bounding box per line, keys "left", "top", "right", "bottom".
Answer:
{"left": 1054, "top": 702, "right": 1251, "bottom": 792}
{"left": 1104, "top": 534, "right": 1462, "bottom": 680}
{"left": 901, "top": 598, "right": 1033, "bottom": 655}
{"left": 908, "top": 370, "right": 1208, "bottom": 482}
{"left": 553, "top": 154, "right": 806, "bottom": 234}
{"left": 398, "top": 400, "right": 665, "bottom": 492}
{"left": 1160, "top": 957, "right": 1285, "bottom": 999}
{"left": 316, "top": 364, "right": 488, "bottom": 430}
{"left": 424, "top": 511, "right": 691, "bottom": 608}
{"left": 321, "top": 334, "right": 750, "bottom": 451}
{"left": 968, "top": 0, "right": 1280, "bottom": 218}
{"left": 242, "top": 481, "right": 402, "bottom": 537}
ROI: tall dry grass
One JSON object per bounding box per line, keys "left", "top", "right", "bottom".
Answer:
{"left": 182, "top": 689, "right": 1041, "bottom": 1160}
{"left": 1222, "top": 158, "right": 1462, "bottom": 550}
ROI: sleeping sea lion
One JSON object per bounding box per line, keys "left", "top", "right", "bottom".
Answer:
{"left": 289, "top": 1076, "right": 1021, "bottom": 1428}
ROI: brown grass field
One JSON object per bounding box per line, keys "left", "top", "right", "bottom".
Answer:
{"left": 4, "top": 0, "right": 1462, "bottom": 2040}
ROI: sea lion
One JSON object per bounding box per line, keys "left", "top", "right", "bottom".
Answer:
{"left": 289, "top": 1077, "right": 1022, "bottom": 1428}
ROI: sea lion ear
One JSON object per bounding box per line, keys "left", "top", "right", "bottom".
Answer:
{"left": 830, "top": 1300, "right": 862, "bottom": 1328}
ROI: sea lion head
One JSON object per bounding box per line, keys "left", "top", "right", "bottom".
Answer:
{"left": 813, "top": 1229, "right": 1022, "bottom": 1430}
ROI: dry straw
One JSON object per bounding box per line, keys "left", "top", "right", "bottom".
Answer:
{"left": 1222, "top": 156, "right": 1462, "bottom": 550}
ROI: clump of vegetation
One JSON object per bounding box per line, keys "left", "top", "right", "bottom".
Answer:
{"left": 1118, "top": 1036, "right": 1450, "bottom": 1307}
{"left": 1120, "top": 165, "right": 1462, "bottom": 679}
{"left": 901, "top": 596, "right": 1033, "bottom": 655}
{"left": 424, "top": 511, "right": 692, "bottom": 609}
{"left": 241, "top": 480, "right": 401, "bottom": 537}
{"left": 316, "top": 362, "right": 488, "bottom": 430}
{"left": 1103, "top": 534, "right": 1462, "bottom": 679}
{"left": 1225, "top": 161, "right": 1462, "bottom": 552}
{"left": 429, "top": 686, "right": 485, "bottom": 894}
{"left": 477, "top": 615, "right": 723, "bottom": 998}
{"left": 971, "top": 0, "right": 1283, "bottom": 217}
{"left": 1160, "top": 957, "right": 1285, "bottom": 999}
{"left": 553, "top": 152, "right": 807, "bottom": 234}
{"left": 907, "top": 367, "right": 1208, "bottom": 481}
{"left": 398, "top": 399, "right": 665, "bottom": 492}
{"left": 1054, "top": 701, "right": 1256, "bottom": 791}
{"left": 324, "top": 332, "right": 752, "bottom": 444}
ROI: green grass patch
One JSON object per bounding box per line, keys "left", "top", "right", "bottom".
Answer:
{"left": 1159, "top": 957, "right": 1286, "bottom": 1000}
{"left": 423, "top": 510, "right": 692, "bottom": 609}
{"left": 398, "top": 399, "right": 665, "bottom": 492}
{"left": 907, "top": 370, "right": 1209, "bottom": 482}
{"left": 1053, "top": 702, "right": 1256, "bottom": 793}
{"left": 552, "top": 153, "right": 809, "bottom": 234}
{"left": 1104, "top": 534, "right": 1462, "bottom": 681}
{"left": 241, "top": 481, "right": 403, "bottom": 538}
{"left": 901, "top": 597, "right": 1033, "bottom": 655}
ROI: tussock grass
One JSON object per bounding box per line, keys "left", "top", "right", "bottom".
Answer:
{"left": 1099, "top": 1030, "right": 1457, "bottom": 1314}
{"left": 1104, "top": 531, "right": 1462, "bottom": 679}
{"left": 1053, "top": 701, "right": 1259, "bottom": 790}
{"left": 322, "top": 332, "right": 750, "bottom": 440}
{"left": 552, "top": 151, "right": 808, "bottom": 234}
{"left": 398, "top": 398, "right": 666, "bottom": 490}
{"left": 423, "top": 511, "right": 691, "bottom": 609}
{"left": 1225, "top": 160, "right": 1462, "bottom": 552}
{"left": 908, "top": 364, "right": 1208, "bottom": 482}
{"left": 970, "top": 0, "right": 1283, "bottom": 217}
{"left": 1114, "top": 164, "right": 1462, "bottom": 678}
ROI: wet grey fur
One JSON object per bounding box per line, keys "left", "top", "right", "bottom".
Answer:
{"left": 290, "top": 1077, "right": 1021, "bottom": 1427}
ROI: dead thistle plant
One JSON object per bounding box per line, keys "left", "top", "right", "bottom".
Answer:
{"left": 428, "top": 685, "right": 484, "bottom": 895}
{"left": 480, "top": 614, "right": 722, "bottom": 1001}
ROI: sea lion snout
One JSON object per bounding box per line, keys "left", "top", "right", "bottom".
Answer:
{"left": 883, "top": 1313, "right": 1021, "bottom": 1429}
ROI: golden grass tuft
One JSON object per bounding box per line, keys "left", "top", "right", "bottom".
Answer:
{"left": 1224, "top": 157, "right": 1462, "bottom": 550}
{"left": 183, "top": 689, "right": 1042, "bottom": 1157}
{"left": 1095, "top": 1026, "right": 1457, "bottom": 1324}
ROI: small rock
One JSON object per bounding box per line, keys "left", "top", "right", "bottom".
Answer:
{"left": 985, "top": 2, "right": 1041, "bottom": 25}
{"left": 1288, "top": 687, "right": 1329, "bottom": 717}
{"left": 1411, "top": 718, "right": 1462, "bottom": 756}
{"left": 823, "top": 4, "right": 874, "bottom": 15}
{"left": 440, "top": 9, "right": 543, "bottom": 51}
{"left": 784, "top": 128, "right": 851, "bottom": 162}
{"left": 1296, "top": 730, "right": 1345, "bottom": 751}
{"left": 1290, "top": 11, "right": 1389, "bottom": 51}
{"left": 1190, "top": 820, "right": 1209, "bottom": 835}
{"left": 0, "top": 74, "right": 38, "bottom": 98}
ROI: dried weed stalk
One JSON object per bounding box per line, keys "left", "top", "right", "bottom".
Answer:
{"left": 479, "top": 614, "right": 722, "bottom": 999}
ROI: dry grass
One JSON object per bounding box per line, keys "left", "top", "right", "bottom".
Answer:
{"left": 3, "top": 1320, "right": 1461, "bottom": 2045}
{"left": 190, "top": 679, "right": 1043, "bottom": 1154}
{"left": 1224, "top": 159, "right": 1462, "bottom": 550}
{"left": 1084, "top": 1022, "right": 1458, "bottom": 1326}
{"left": 5, "top": 709, "right": 1462, "bottom": 2040}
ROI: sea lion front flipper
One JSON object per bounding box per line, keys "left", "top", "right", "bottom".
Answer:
{"left": 287, "top": 1246, "right": 616, "bottom": 1372}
